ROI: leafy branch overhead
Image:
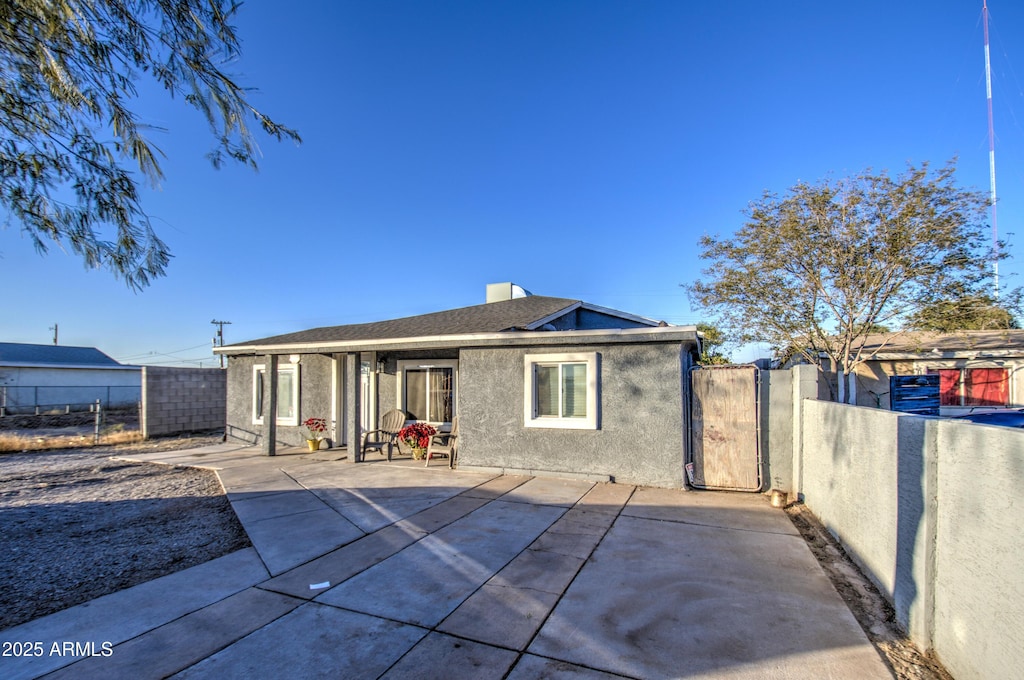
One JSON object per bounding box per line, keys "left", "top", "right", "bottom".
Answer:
{"left": 687, "top": 160, "right": 1018, "bottom": 402}
{"left": 0, "top": 0, "right": 300, "bottom": 289}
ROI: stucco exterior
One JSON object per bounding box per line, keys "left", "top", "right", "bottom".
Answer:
{"left": 226, "top": 353, "right": 335, "bottom": 448}
{"left": 796, "top": 394, "right": 1024, "bottom": 680}
{"left": 458, "top": 343, "right": 690, "bottom": 488}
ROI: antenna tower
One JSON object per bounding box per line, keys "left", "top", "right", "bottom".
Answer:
{"left": 983, "top": 0, "right": 999, "bottom": 298}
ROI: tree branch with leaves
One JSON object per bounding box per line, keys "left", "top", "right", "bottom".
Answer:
{"left": 0, "top": 0, "right": 300, "bottom": 289}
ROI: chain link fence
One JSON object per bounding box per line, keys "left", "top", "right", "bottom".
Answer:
{"left": 0, "top": 386, "right": 140, "bottom": 431}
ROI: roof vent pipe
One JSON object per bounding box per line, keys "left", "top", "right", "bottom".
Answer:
{"left": 486, "top": 282, "right": 532, "bottom": 303}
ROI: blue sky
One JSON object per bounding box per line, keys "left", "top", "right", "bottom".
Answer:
{"left": 3, "top": 0, "right": 1024, "bottom": 365}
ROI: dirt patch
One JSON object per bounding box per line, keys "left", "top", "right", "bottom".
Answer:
{"left": 786, "top": 504, "right": 952, "bottom": 680}
{"left": 0, "top": 434, "right": 250, "bottom": 631}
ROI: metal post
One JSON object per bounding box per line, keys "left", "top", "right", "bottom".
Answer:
{"left": 94, "top": 399, "right": 101, "bottom": 444}
{"left": 345, "top": 353, "right": 362, "bottom": 463}
{"left": 262, "top": 355, "right": 278, "bottom": 456}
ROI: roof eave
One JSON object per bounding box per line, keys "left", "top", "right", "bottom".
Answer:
{"left": 214, "top": 326, "right": 699, "bottom": 357}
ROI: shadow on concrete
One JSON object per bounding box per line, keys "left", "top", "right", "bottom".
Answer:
{"left": 3, "top": 456, "right": 893, "bottom": 680}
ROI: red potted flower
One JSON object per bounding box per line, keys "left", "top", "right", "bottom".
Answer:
{"left": 398, "top": 423, "right": 437, "bottom": 459}
{"left": 302, "top": 417, "right": 328, "bottom": 451}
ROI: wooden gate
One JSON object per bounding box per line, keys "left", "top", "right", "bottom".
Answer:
{"left": 688, "top": 365, "right": 761, "bottom": 491}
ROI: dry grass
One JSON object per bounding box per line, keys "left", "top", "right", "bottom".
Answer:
{"left": 0, "top": 429, "right": 143, "bottom": 453}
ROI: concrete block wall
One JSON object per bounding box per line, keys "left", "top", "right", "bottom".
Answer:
{"left": 141, "top": 367, "right": 226, "bottom": 438}
{"left": 796, "top": 397, "right": 1024, "bottom": 680}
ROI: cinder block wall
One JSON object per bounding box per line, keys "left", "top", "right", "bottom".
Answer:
{"left": 797, "top": 397, "right": 1024, "bottom": 680}
{"left": 141, "top": 367, "right": 226, "bottom": 438}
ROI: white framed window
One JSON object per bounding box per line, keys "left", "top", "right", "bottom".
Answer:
{"left": 252, "top": 363, "right": 300, "bottom": 426}
{"left": 397, "top": 360, "right": 457, "bottom": 424}
{"left": 524, "top": 352, "right": 599, "bottom": 429}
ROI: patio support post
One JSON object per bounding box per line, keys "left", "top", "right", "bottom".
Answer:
{"left": 263, "top": 354, "right": 278, "bottom": 456}
{"left": 345, "top": 352, "right": 361, "bottom": 463}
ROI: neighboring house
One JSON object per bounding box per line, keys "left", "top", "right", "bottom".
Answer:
{"left": 215, "top": 284, "right": 702, "bottom": 488}
{"left": 0, "top": 342, "right": 141, "bottom": 413}
{"left": 848, "top": 330, "right": 1024, "bottom": 415}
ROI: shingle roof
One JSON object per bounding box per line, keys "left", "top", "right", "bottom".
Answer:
{"left": 0, "top": 343, "right": 123, "bottom": 366}
{"left": 860, "top": 329, "right": 1024, "bottom": 355}
{"left": 232, "top": 296, "right": 584, "bottom": 347}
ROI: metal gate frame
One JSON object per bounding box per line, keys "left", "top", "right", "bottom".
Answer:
{"left": 686, "top": 364, "right": 762, "bottom": 492}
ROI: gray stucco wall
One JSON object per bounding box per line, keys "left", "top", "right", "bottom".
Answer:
{"left": 760, "top": 368, "right": 793, "bottom": 494}
{"left": 140, "top": 367, "right": 225, "bottom": 438}
{"left": 225, "top": 353, "right": 334, "bottom": 447}
{"left": 932, "top": 420, "right": 1024, "bottom": 680}
{"left": 458, "top": 343, "right": 687, "bottom": 488}
{"left": 800, "top": 401, "right": 918, "bottom": 630}
{"left": 798, "top": 398, "right": 1024, "bottom": 679}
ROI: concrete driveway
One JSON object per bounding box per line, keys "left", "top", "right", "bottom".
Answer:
{"left": 2, "top": 445, "right": 892, "bottom": 679}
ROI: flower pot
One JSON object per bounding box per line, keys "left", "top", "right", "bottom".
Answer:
{"left": 306, "top": 439, "right": 320, "bottom": 451}
{"left": 412, "top": 447, "right": 426, "bottom": 460}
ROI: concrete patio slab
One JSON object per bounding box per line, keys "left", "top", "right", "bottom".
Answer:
{"left": 527, "top": 514, "right": 891, "bottom": 679}
{"left": 217, "top": 466, "right": 309, "bottom": 502}
{"left": 380, "top": 632, "right": 519, "bottom": 680}
{"left": 488, "top": 547, "right": 587, "bottom": 594}
{"left": 258, "top": 523, "right": 428, "bottom": 600}
{"left": 460, "top": 473, "right": 532, "bottom": 499}
{"left": 46, "top": 587, "right": 302, "bottom": 680}
{"left": 438, "top": 582, "right": 561, "bottom": 650}
{"left": 316, "top": 500, "right": 566, "bottom": 627}
{"left": 257, "top": 492, "right": 500, "bottom": 601}
{"left": 1, "top": 548, "right": 268, "bottom": 680}
{"left": 228, "top": 489, "right": 333, "bottom": 524}
{"left": 3, "top": 445, "right": 896, "bottom": 680}
{"left": 576, "top": 480, "right": 636, "bottom": 511}
{"left": 500, "top": 476, "right": 595, "bottom": 507}
{"left": 307, "top": 486, "right": 457, "bottom": 533}
{"left": 624, "top": 486, "right": 802, "bottom": 536}
{"left": 392, "top": 494, "right": 492, "bottom": 535}
{"left": 112, "top": 443, "right": 254, "bottom": 469}
{"left": 242, "top": 506, "right": 365, "bottom": 575}
{"left": 170, "top": 602, "right": 427, "bottom": 680}
{"left": 507, "top": 654, "right": 627, "bottom": 680}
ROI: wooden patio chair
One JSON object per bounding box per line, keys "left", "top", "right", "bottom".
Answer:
{"left": 425, "top": 417, "right": 458, "bottom": 468}
{"left": 361, "top": 409, "right": 407, "bottom": 462}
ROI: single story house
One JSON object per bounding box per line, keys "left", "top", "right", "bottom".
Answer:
{"left": 847, "top": 330, "right": 1024, "bottom": 415}
{"left": 0, "top": 342, "right": 141, "bottom": 414}
{"left": 215, "top": 284, "right": 702, "bottom": 488}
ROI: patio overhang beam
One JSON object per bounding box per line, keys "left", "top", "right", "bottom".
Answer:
{"left": 214, "top": 326, "right": 700, "bottom": 357}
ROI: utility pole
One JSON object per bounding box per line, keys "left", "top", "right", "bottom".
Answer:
{"left": 49, "top": 323, "right": 58, "bottom": 345}
{"left": 211, "top": 320, "right": 232, "bottom": 369}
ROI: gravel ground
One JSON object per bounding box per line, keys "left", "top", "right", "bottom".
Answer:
{"left": 0, "top": 433, "right": 250, "bottom": 631}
